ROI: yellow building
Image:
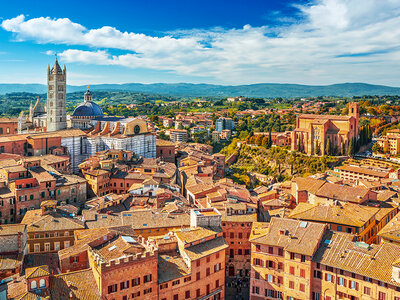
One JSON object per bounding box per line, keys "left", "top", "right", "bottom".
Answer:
{"left": 377, "top": 129, "right": 400, "bottom": 154}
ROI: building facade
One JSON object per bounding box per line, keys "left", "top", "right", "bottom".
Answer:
{"left": 292, "top": 102, "right": 359, "bottom": 156}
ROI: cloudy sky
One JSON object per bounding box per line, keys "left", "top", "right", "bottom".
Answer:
{"left": 0, "top": 0, "right": 399, "bottom": 86}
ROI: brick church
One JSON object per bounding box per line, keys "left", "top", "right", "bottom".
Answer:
{"left": 292, "top": 102, "right": 359, "bottom": 156}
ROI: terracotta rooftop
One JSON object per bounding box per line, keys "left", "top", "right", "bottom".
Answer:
{"left": 314, "top": 231, "right": 400, "bottom": 286}
{"left": 22, "top": 211, "right": 85, "bottom": 232}
{"left": 50, "top": 268, "right": 101, "bottom": 299}
{"left": 182, "top": 236, "right": 228, "bottom": 261}
{"left": 337, "top": 165, "right": 390, "bottom": 178}
{"left": 289, "top": 202, "right": 378, "bottom": 227}
{"left": 94, "top": 235, "right": 145, "bottom": 262}
{"left": 378, "top": 211, "right": 400, "bottom": 242}
{"left": 158, "top": 254, "right": 190, "bottom": 283}
{"left": 251, "top": 217, "right": 327, "bottom": 256}
{"left": 175, "top": 226, "right": 221, "bottom": 244}
{"left": 0, "top": 224, "right": 26, "bottom": 236}
{"left": 25, "top": 265, "right": 49, "bottom": 279}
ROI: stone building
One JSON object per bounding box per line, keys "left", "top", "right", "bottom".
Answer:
{"left": 292, "top": 102, "right": 359, "bottom": 155}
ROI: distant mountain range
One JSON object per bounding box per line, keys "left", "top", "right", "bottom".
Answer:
{"left": 0, "top": 82, "right": 399, "bottom": 98}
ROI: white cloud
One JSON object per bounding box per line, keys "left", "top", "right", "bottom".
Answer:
{"left": 2, "top": 0, "right": 400, "bottom": 85}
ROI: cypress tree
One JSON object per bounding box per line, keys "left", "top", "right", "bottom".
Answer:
{"left": 325, "top": 138, "right": 331, "bottom": 156}
{"left": 348, "top": 137, "right": 355, "bottom": 156}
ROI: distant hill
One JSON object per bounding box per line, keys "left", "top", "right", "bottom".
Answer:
{"left": 0, "top": 82, "right": 399, "bottom": 97}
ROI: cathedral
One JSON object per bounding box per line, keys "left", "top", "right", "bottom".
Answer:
{"left": 19, "top": 58, "right": 156, "bottom": 171}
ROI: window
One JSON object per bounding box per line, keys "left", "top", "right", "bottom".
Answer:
{"left": 289, "top": 281, "right": 294, "bottom": 289}
{"left": 300, "top": 283, "right": 305, "bottom": 292}
{"left": 278, "top": 248, "right": 283, "bottom": 256}
{"left": 108, "top": 284, "right": 117, "bottom": 294}
{"left": 206, "top": 268, "right": 210, "bottom": 276}
{"left": 64, "top": 241, "right": 70, "bottom": 248}
{"left": 185, "top": 290, "right": 190, "bottom": 299}
{"left": 160, "top": 283, "right": 168, "bottom": 289}
{"left": 314, "top": 270, "right": 322, "bottom": 279}
{"left": 325, "top": 273, "right": 333, "bottom": 282}
{"left": 290, "top": 252, "right": 295, "bottom": 260}
{"left": 312, "top": 292, "right": 321, "bottom": 300}
{"left": 184, "top": 276, "right": 191, "bottom": 282}
{"left": 196, "top": 289, "right": 200, "bottom": 297}
{"left": 39, "top": 279, "right": 45, "bottom": 288}
{"left": 268, "top": 274, "right": 273, "bottom": 283}
{"left": 252, "top": 286, "right": 260, "bottom": 294}
{"left": 144, "top": 274, "right": 152, "bottom": 283}
{"left": 172, "top": 279, "right": 180, "bottom": 286}
{"left": 196, "top": 272, "right": 200, "bottom": 280}
{"left": 30, "top": 280, "right": 37, "bottom": 290}
{"left": 44, "top": 243, "right": 50, "bottom": 251}
{"left": 338, "top": 277, "right": 345, "bottom": 286}
{"left": 300, "top": 269, "right": 305, "bottom": 278}
{"left": 196, "top": 260, "right": 201, "bottom": 267}
{"left": 289, "top": 266, "right": 295, "bottom": 275}
{"left": 301, "top": 255, "right": 306, "bottom": 262}
{"left": 144, "top": 288, "right": 152, "bottom": 295}
{"left": 214, "top": 263, "right": 221, "bottom": 272}
{"left": 34, "top": 244, "right": 40, "bottom": 253}
{"left": 130, "top": 277, "right": 140, "bottom": 287}
{"left": 120, "top": 280, "right": 129, "bottom": 290}
{"left": 378, "top": 292, "right": 386, "bottom": 300}
{"left": 268, "top": 246, "right": 273, "bottom": 254}
{"left": 215, "top": 279, "right": 219, "bottom": 287}
{"left": 350, "top": 280, "right": 358, "bottom": 290}
{"left": 256, "top": 244, "right": 260, "bottom": 251}
{"left": 337, "top": 226, "right": 342, "bottom": 231}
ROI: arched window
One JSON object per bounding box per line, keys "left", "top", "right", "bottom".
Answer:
{"left": 30, "top": 280, "right": 37, "bottom": 290}
{"left": 39, "top": 279, "right": 46, "bottom": 288}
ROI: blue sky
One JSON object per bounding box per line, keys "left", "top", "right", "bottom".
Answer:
{"left": 0, "top": 0, "right": 399, "bottom": 86}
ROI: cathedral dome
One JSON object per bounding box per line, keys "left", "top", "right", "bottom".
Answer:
{"left": 72, "top": 101, "right": 104, "bottom": 117}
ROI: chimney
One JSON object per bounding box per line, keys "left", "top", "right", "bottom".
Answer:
{"left": 279, "top": 230, "right": 285, "bottom": 235}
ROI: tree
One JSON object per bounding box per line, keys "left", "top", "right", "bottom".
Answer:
{"left": 268, "top": 130, "right": 273, "bottom": 148}
{"left": 372, "top": 143, "right": 382, "bottom": 153}
{"left": 315, "top": 141, "right": 321, "bottom": 155}
{"left": 158, "top": 131, "right": 169, "bottom": 140}
{"left": 325, "top": 138, "right": 331, "bottom": 156}
{"left": 340, "top": 142, "right": 345, "bottom": 156}
{"left": 348, "top": 137, "right": 355, "bottom": 157}
{"left": 255, "top": 134, "right": 263, "bottom": 146}
{"left": 261, "top": 136, "right": 269, "bottom": 146}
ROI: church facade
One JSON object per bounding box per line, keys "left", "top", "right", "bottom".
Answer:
{"left": 291, "top": 102, "right": 359, "bottom": 156}
{"left": 19, "top": 59, "right": 156, "bottom": 172}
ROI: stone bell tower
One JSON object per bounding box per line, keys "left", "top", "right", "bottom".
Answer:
{"left": 46, "top": 58, "right": 67, "bottom": 132}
